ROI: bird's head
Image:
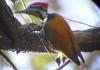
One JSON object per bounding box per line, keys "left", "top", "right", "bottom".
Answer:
{"left": 16, "top": 2, "right": 48, "bottom": 20}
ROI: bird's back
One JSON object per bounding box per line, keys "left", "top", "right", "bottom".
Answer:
{"left": 44, "top": 13, "right": 82, "bottom": 65}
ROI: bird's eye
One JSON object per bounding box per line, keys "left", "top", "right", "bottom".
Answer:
{"left": 42, "top": 7, "right": 47, "bottom": 11}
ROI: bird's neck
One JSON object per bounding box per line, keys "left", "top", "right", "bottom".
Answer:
{"left": 39, "top": 11, "right": 48, "bottom": 20}
{"left": 47, "top": 13, "right": 56, "bottom": 20}
{"left": 42, "top": 17, "right": 48, "bottom": 23}
{"left": 42, "top": 13, "right": 56, "bottom": 23}
{"left": 40, "top": 12, "right": 48, "bottom": 24}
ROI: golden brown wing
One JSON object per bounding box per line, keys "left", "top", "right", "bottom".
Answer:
{"left": 44, "top": 13, "right": 84, "bottom": 65}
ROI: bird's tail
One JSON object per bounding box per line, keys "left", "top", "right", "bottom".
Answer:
{"left": 78, "top": 53, "right": 85, "bottom": 63}
{"left": 64, "top": 51, "right": 81, "bottom": 65}
{"left": 74, "top": 56, "right": 80, "bottom": 65}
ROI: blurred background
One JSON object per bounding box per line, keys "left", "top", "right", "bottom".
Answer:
{"left": 1, "top": 0, "right": 100, "bottom": 70}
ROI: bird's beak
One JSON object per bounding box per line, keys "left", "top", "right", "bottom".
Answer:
{"left": 15, "top": 9, "right": 38, "bottom": 15}
{"left": 16, "top": 9, "right": 27, "bottom": 13}
{"left": 15, "top": 5, "right": 41, "bottom": 14}
{"left": 15, "top": 8, "right": 42, "bottom": 19}
{"left": 15, "top": 5, "right": 46, "bottom": 19}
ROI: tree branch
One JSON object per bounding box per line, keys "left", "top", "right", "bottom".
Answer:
{"left": 0, "top": 0, "right": 100, "bottom": 53}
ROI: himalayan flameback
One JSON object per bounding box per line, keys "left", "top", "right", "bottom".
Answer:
{"left": 16, "top": 2, "right": 85, "bottom": 65}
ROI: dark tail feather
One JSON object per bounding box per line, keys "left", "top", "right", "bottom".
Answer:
{"left": 75, "top": 58, "right": 80, "bottom": 65}
{"left": 72, "top": 56, "right": 80, "bottom": 65}
{"left": 79, "top": 53, "right": 85, "bottom": 63}
{"left": 64, "top": 52, "right": 80, "bottom": 65}
{"left": 70, "top": 53, "right": 80, "bottom": 65}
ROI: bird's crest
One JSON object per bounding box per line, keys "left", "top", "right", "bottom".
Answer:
{"left": 28, "top": 2, "right": 48, "bottom": 9}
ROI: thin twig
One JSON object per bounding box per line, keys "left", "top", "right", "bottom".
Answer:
{"left": 65, "top": 17, "right": 97, "bottom": 28}
{"left": 0, "top": 50, "right": 18, "bottom": 70}
{"left": 21, "top": 0, "right": 32, "bottom": 23}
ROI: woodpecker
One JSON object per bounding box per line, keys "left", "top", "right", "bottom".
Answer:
{"left": 16, "top": 2, "right": 84, "bottom": 65}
